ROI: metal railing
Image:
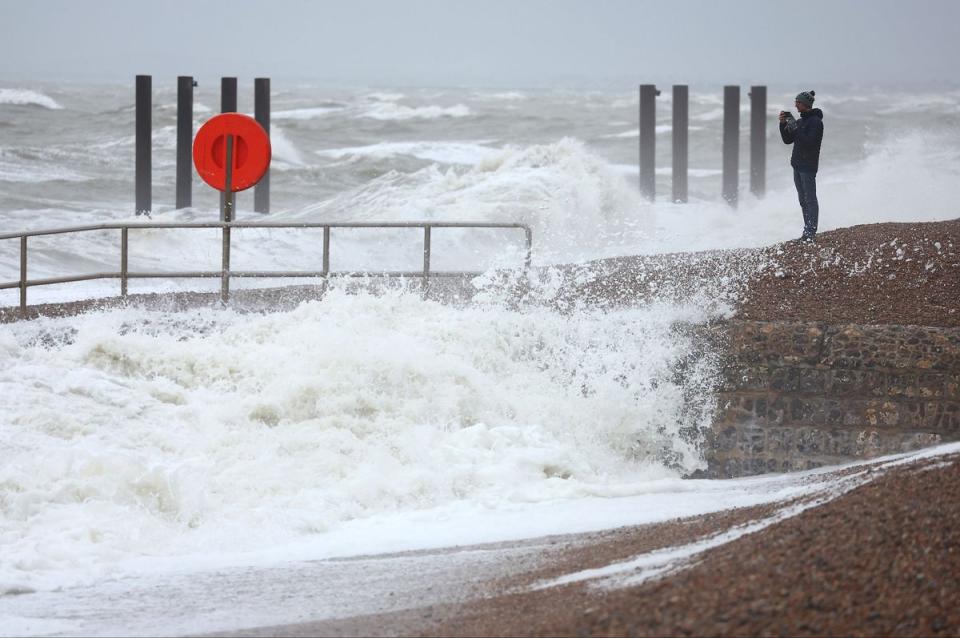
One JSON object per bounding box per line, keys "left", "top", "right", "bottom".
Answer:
{"left": 0, "top": 221, "right": 533, "bottom": 315}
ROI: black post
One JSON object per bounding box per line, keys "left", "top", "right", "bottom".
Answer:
{"left": 135, "top": 75, "right": 151, "bottom": 215}
{"left": 750, "top": 85, "right": 767, "bottom": 198}
{"left": 254, "top": 77, "right": 270, "bottom": 214}
{"left": 220, "top": 76, "right": 237, "bottom": 113}
{"left": 639, "top": 84, "right": 659, "bottom": 201}
{"left": 672, "top": 84, "right": 689, "bottom": 204}
{"left": 220, "top": 77, "right": 237, "bottom": 214}
{"left": 722, "top": 85, "right": 740, "bottom": 206}
{"left": 176, "top": 76, "right": 194, "bottom": 209}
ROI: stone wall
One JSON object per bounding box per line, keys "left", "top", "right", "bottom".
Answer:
{"left": 704, "top": 321, "right": 960, "bottom": 478}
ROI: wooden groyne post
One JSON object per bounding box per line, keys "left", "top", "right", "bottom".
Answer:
{"left": 749, "top": 85, "right": 767, "bottom": 197}
{"left": 219, "top": 77, "right": 237, "bottom": 221}
{"left": 135, "top": 75, "right": 151, "bottom": 215}
{"left": 722, "top": 85, "right": 740, "bottom": 206}
{"left": 254, "top": 77, "right": 271, "bottom": 214}
{"left": 638, "top": 84, "right": 660, "bottom": 201}
{"left": 672, "top": 84, "right": 689, "bottom": 203}
{"left": 176, "top": 76, "right": 195, "bottom": 209}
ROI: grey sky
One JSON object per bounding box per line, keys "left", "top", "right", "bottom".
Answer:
{"left": 2, "top": 0, "right": 959, "bottom": 87}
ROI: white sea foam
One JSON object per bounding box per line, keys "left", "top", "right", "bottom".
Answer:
{"left": 817, "top": 130, "right": 960, "bottom": 225}
{"left": 874, "top": 92, "right": 960, "bottom": 114}
{"left": 657, "top": 167, "right": 723, "bottom": 177}
{"left": 602, "top": 125, "right": 706, "bottom": 138}
{"left": 0, "top": 89, "right": 62, "bottom": 110}
{"left": 692, "top": 93, "right": 725, "bottom": 106}
{"left": 0, "top": 290, "right": 718, "bottom": 592}
{"left": 365, "top": 92, "right": 404, "bottom": 102}
{"left": 0, "top": 155, "right": 89, "bottom": 183}
{"left": 316, "top": 141, "right": 503, "bottom": 165}
{"left": 692, "top": 106, "right": 748, "bottom": 121}
{"left": 480, "top": 91, "right": 527, "bottom": 101}
{"left": 360, "top": 103, "right": 472, "bottom": 121}
{"left": 268, "top": 125, "right": 305, "bottom": 167}
{"left": 609, "top": 164, "right": 724, "bottom": 178}
{"left": 272, "top": 106, "right": 346, "bottom": 120}
{"left": 287, "top": 138, "right": 644, "bottom": 264}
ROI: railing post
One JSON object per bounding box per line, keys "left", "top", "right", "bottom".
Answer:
{"left": 220, "top": 77, "right": 237, "bottom": 217}
{"left": 524, "top": 227, "right": 533, "bottom": 271}
{"left": 672, "top": 84, "right": 689, "bottom": 204}
{"left": 221, "top": 135, "right": 234, "bottom": 303}
{"left": 750, "top": 85, "right": 767, "bottom": 198}
{"left": 254, "top": 77, "right": 270, "bottom": 214}
{"left": 221, "top": 226, "right": 231, "bottom": 303}
{"left": 220, "top": 133, "right": 235, "bottom": 223}
{"left": 19, "top": 236, "right": 27, "bottom": 315}
{"left": 135, "top": 74, "right": 151, "bottom": 215}
{"left": 322, "top": 226, "right": 330, "bottom": 276}
{"left": 639, "top": 84, "right": 659, "bottom": 201}
{"left": 176, "top": 76, "right": 194, "bottom": 209}
{"left": 121, "top": 227, "right": 129, "bottom": 296}
{"left": 722, "top": 85, "right": 740, "bottom": 207}
{"left": 422, "top": 225, "right": 431, "bottom": 296}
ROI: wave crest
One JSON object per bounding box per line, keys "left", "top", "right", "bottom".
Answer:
{"left": 360, "top": 103, "right": 471, "bottom": 121}
{"left": 286, "top": 138, "right": 645, "bottom": 264}
{"left": 0, "top": 89, "right": 63, "bottom": 110}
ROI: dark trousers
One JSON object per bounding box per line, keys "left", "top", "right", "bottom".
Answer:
{"left": 793, "top": 169, "right": 819, "bottom": 236}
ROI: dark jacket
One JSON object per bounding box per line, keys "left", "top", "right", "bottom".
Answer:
{"left": 780, "top": 108, "right": 824, "bottom": 173}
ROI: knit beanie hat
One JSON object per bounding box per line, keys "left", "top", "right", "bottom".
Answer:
{"left": 795, "top": 90, "right": 816, "bottom": 107}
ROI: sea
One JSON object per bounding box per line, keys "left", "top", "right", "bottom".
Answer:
{"left": 0, "top": 81, "right": 958, "bottom": 635}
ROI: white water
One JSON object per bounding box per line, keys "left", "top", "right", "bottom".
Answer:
{"left": 0, "top": 89, "right": 62, "bottom": 110}
{"left": 3, "top": 444, "right": 958, "bottom": 637}
{"left": 0, "top": 288, "right": 723, "bottom": 594}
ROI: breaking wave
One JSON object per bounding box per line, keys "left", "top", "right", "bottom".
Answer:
{"left": 359, "top": 103, "right": 472, "bottom": 121}
{"left": 0, "top": 89, "right": 62, "bottom": 110}
{"left": 0, "top": 289, "right": 719, "bottom": 592}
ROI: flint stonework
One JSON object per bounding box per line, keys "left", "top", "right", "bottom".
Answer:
{"left": 703, "top": 321, "right": 960, "bottom": 477}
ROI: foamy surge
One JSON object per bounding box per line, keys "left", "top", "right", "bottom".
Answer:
{"left": 360, "top": 102, "right": 471, "bottom": 120}
{"left": 0, "top": 89, "right": 62, "bottom": 110}
{"left": 0, "top": 287, "right": 719, "bottom": 593}
{"left": 286, "top": 138, "right": 646, "bottom": 265}
{"left": 315, "top": 140, "right": 502, "bottom": 165}
{"left": 287, "top": 130, "right": 960, "bottom": 263}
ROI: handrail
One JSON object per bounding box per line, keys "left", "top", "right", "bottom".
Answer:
{"left": 0, "top": 221, "right": 532, "bottom": 241}
{"left": 0, "top": 221, "right": 533, "bottom": 315}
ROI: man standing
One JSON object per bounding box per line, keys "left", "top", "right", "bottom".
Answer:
{"left": 780, "top": 90, "right": 824, "bottom": 242}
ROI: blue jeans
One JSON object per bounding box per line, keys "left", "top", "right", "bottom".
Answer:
{"left": 793, "top": 169, "right": 818, "bottom": 237}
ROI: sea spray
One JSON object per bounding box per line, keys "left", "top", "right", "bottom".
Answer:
{"left": 0, "top": 283, "right": 723, "bottom": 592}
